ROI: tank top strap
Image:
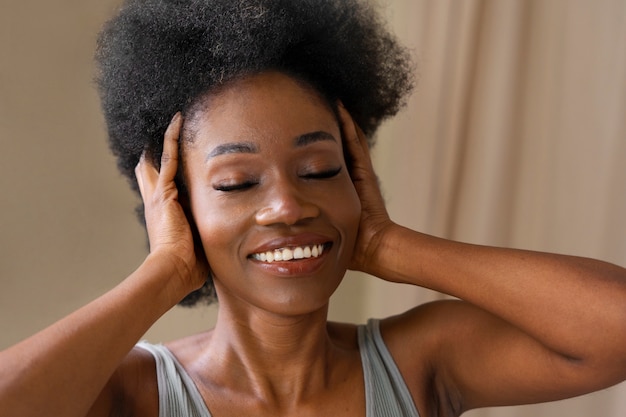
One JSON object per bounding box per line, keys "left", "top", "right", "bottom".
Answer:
{"left": 358, "top": 319, "right": 421, "bottom": 417}
{"left": 136, "top": 342, "right": 212, "bottom": 417}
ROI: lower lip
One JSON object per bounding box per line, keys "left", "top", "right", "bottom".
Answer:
{"left": 250, "top": 252, "right": 328, "bottom": 276}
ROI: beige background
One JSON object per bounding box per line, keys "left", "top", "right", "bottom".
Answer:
{"left": 1, "top": 1, "right": 625, "bottom": 416}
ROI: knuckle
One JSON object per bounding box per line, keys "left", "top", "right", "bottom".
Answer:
{"left": 160, "top": 151, "right": 178, "bottom": 165}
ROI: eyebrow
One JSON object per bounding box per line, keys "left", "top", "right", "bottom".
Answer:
{"left": 206, "top": 131, "right": 337, "bottom": 160}
{"left": 207, "top": 142, "right": 259, "bottom": 159}
{"left": 294, "top": 131, "right": 337, "bottom": 147}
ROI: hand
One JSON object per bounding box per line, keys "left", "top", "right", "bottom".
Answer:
{"left": 134, "top": 113, "right": 208, "bottom": 293}
{"left": 338, "top": 104, "right": 395, "bottom": 274}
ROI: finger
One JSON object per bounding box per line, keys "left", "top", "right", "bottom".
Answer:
{"left": 135, "top": 151, "right": 159, "bottom": 200}
{"left": 353, "top": 121, "right": 371, "bottom": 158}
{"left": 337, "top": 103, "right": 374, "bottom": 169}
{"left": 159, "top": 112, "right": 183, "bottom": 184}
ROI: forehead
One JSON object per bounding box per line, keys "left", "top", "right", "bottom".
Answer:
{"left": 185, "top": 72, "right": 339, "bottom": 149}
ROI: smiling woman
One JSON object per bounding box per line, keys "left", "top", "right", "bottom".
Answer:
{"left": 1, "top": 1, "right": 626, "bottom": 417}
{"left": 95, "top": 0, "right": 413, "bottom": 306}
{"left": 178, "top": 72, "right": 361, "bottom": 316}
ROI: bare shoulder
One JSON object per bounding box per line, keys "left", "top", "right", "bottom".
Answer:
{"left": 91, "top": 346, "right": 159, "bottom": 417}
{"left": 381, "top": 299, "right": 482, "bottom": 344}
{"left": 378, "top": 300, "right": 478, "bottom": 417}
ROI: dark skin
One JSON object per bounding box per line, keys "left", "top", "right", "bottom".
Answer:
{"left": 1, "top": 71, "right": 626, "bottom": 417}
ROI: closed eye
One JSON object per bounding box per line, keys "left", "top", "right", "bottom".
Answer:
{"left": 301, "top": 166, "right": 342, "bottom": 180}
{"left": 214, "top": 181, "right": 258, "bottom": 192}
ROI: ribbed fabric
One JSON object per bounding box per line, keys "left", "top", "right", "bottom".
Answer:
{"left": 136, "top": 342, "right": 211, "bottom": 417}
{"left": 137, "top": 319, "right": 420, "bottom": 417}
{"left": 358, "top": 319, "right": 421, "bottom": 417}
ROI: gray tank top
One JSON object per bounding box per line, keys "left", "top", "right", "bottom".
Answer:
{"left": 137, "top": 319, "right": 420, "bottom": 417}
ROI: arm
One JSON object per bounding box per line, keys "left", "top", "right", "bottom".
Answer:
{"left": 0, "top": 114, "right": 207, "bottom": 417}
{"left": 338, "top": 105, "right": 626, "bottom": 413}
{"left": 377, "top": 228, "right": 626, "bottom": 410}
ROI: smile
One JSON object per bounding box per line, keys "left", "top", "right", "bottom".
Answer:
{"left": 251, "top": 244, "right": 326, "bottom": 263}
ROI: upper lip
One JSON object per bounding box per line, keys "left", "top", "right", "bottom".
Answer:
{"left": 248, "top": 233, "right": 333, "bottom": 256}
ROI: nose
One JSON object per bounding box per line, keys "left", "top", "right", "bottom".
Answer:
{"left": 255, "top": 183, "right": 320, "bottom": 226}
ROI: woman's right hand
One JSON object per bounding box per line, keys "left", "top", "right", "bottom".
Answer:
{"left": 134, "top": 113, "right": 209, "bottom": 295}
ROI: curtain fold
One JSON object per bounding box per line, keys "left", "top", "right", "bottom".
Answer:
{"left": 365, "top": 0, "right": 626, "bottom": 415}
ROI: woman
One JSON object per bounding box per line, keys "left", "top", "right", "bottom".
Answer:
{"left": 1, "top": 1, "right": 625, "bottom": 416}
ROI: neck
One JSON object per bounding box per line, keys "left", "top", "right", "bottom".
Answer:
{"left": 204, "top": 298, "right": 337, "bottom": 405}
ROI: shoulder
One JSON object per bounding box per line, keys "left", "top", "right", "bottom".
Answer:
{"left": 382, "top": 299, "right": 484, "bottom": 342}
{"left": 378, "top": 300, "right": 481, "bottom": 417}
{"left": 99, "top": 345, "right": 159, "bottom": 417}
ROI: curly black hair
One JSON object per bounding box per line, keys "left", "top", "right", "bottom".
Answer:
{"left": 95, "top": 0, "right": 414, "bottom": 306}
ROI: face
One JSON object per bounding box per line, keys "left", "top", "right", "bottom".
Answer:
{"left": 182, "top": 72, "right": 361, "bottom": 316}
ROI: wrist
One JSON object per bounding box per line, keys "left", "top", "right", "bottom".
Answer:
{"left": 364, "top": 224, "right": 432, "bottom": 284}
{"left": 356, "top": 220, "right": 400, "bottom": 277}
{"left": 136, "top": 252, "right": 199, "bottom": 306}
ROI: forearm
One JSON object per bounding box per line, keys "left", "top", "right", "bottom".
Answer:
{"left": 369, "top": 224, "right": 626, "bottom": 362}
{"left": 0, "top": 254, "right": 187, "bottom": 417}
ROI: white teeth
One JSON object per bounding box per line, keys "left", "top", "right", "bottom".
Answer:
{"left": 252, "top": 244, "right": 326, "bottom": 263}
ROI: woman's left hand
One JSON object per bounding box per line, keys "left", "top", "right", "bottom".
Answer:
{"left": 338, "top": 104, "right": 395, "bottom": 275}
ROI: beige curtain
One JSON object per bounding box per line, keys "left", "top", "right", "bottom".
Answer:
{"left": 357, "top": 0, "right": 626, "bottom": 416}
{"left": 1, "top": 1, "right": 625, "bottom": 416}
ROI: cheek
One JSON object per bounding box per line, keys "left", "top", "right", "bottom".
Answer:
{"left": 190, "top": 197, "right": 250, "bottom": 265}
{"left": 189, "top": 179, "right": 362, "bottom": 270}
{"left": 333, "top": 181, "right": 362, "bottom": 248}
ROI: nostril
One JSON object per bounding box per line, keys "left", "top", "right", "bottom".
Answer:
{"left": 255, "top": 199, "right": 319, "bottom": 226}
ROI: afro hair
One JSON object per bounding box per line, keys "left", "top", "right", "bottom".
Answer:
{"left": 95, "top": 0, "right": 415, "bottom": 306}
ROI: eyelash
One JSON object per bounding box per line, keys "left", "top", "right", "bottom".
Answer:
{"left": 214, "top": 181, "right": 258, "bottom": 192}
{"left": 301, "top": 166, "right": 342, "bottom": 180}
{"left": 214, "top": 167, "right": 342, "bottom": 192}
